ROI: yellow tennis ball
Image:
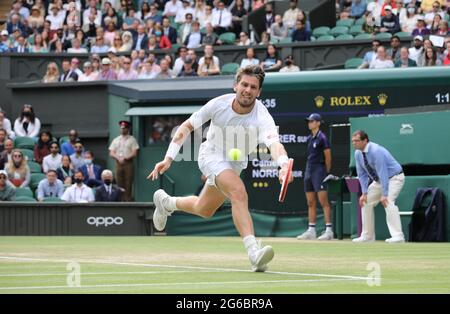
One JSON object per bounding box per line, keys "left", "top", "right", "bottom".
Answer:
{"left": 228, "top": 148, "right": 242, "bottom": 161}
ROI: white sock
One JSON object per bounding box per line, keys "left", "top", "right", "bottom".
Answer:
{"left": 308, "top": 224, "right": 316, "bottom": 233}
{"left": 243, "top": 235, "right": 258, "bottom": 253}
{"left": 165, "top": 196, "right": 179, "bottom": 213}
{"left": 326, "top": 224, "right": 333, "bottom": 233}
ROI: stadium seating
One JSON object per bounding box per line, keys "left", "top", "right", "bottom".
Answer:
{"left": 349, "top": 25, "right": 364, "bottom": 36}
{"left": 14, "top": 137, "right": 35, "bottom": 150}
{"left": 336, "top": 34, "right": 354, "bottom": 40}
{"left": 312, "top": 26, "right": 330, "bottom": 38}
{"left": 218, "top": 32, "right": 236, "bottom": 45}
{"left": 330, "top": 26, "right": 349, "bottom": 37}
{"left": 316, "top": 35, "right": 335, "bottom": 41}
{"left": 15, "top": 187, "right": 34, "bottom": 198}
{"left": 28, "top": 161, "right": 42, "bottom": 173}
{"left": 354, "top": 33, "right": 373, "bottom": 40}
{"left": 345, "top": 58, "right": 364, "bottom": 69}
{"left": 336, "top": 19, "right": 354, "bottom": 28}
{"left": 394, "top": 32, "right": 412, "bottom": 39}
{"left": 354, "top": 17, "right": 365, "bottom": 26}
{"left": 14, "top": 196, "right": 38, "bottom": 202}
{"left": 20, "top": 148, "right": 34, "bottom": 161}
{"left": 221, "top": 63, "right": 240, "bottom": 75}
{"left": 278, "top": 37, "right": 292, "bottom": 44}
{"left": 375, "top": 32, "right": 392, "bottom": 40}
{"left": 43, "top": 197, "right": 65, "bottom": 203}
{"left": 29, "top": 173, "right": 46, "bottom": 190}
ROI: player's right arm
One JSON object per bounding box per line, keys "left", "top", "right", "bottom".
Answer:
{"left": 147, "top": 120, "right": 194, "bottom": 181}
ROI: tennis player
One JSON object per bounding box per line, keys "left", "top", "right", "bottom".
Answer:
{"left": 148, "top": 65, "right": 293, "bottom": 272}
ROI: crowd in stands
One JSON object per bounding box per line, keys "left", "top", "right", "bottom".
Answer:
{"left": 0, "top": 104, "right": 127, "bottom": 203}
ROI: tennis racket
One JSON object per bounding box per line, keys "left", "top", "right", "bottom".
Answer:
{"left": 278, "top": 158, "right": 294, "bottom": 203}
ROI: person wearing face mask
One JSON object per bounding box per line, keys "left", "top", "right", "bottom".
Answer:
{"left": 61, "top": 170, "right": 95, "bottom": 203}
{"left": 109, "top": 120, "right": 139, "bottom": 201}
{"left": 95, "top": 169, "right": 123, "bottom": 202}
{"left": 280, "top": 55, "right": 300, "bottom": 72}
{"left": 409, "top": 35, "right": 424, "bottom": 63}
{"left": 79, "top": 150, "right": 103, "bottom": 188}
{"left": 13, "top": 104, "right": 41, "bottom": 139}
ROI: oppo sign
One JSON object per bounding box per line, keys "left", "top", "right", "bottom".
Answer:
{"left": 87, "top": 217, "right": 124, "bottom": 227}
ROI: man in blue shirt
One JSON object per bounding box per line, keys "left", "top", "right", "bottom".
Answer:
{"left": 297, "top": 114, "right": 333, "bottom": 241}
{"left": 352, "top": 130, "right": 405, "bottom": 243}
{"left": 37, "top": 170, "right": 65, "bottom": 201}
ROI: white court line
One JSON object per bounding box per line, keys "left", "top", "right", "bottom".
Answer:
{"left": 0, "top": 278, "right": 362, "bottom": 291}
{"left": 0, "top": 270, "right": 218, "bottom": 277}
{"left": 0, "top": 256, "right": 370, "bottom": 281}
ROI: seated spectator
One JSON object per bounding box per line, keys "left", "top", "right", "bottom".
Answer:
{"left": 120, "top": 31, "right": 134, "bottom": 52}
{"left": 173, "top": 46, "right": 188, "bottom": 76}
{"left": 163, "top": 0, "right": 183, "bottom": 18}
{"left": 201, "top": 5, "right": 214, "bottom": 28}
{"left": 252, "top": 0, "right": 266, "bottom": 11}
{"left": 280, "top": 55, "right": 300, "bottom": 72}
{"left": 147, "top": 4, "right": 163, "bottom": 24}
{"left": 70, "top": 58, "right": 83, "bottom": 78}
{"left": 7, "top": 14, "right": 27, "bottom": 38}
{"left": 395, "top": 47, "right": 418, "bottom": 67}
{"left": 380, "top": 5, "right": 401, "bottom": 34}
{"left": 34, "top": 131, "right": 52, "bottom": 165}
{"left": 0, "top": 30, "right": 10, "bottom": 53}
{"left": 11, "top": 35, "right": 29, "bottom": 53}
{"left": 283, "top": 0, "right": 300, "bottom": 31}
{"left": 29, "top": 34, "right": 48, "bottom": 53}
{"left": 351, "top": 0, "right": 367, "bottom": 18}
{"left": 155, "top": 59, "right": 175, "bottom": 79}
{"left": 297, "top": 10, "right": 311, "bottom": 32}
{"left": 237, "top": 31, "right": 251, "bottom": 46}
{"left": 36, "top": 169, "right": 64, "bottom": 201}
{"left": 422, "top": 47, "right": 442, "bottom": 66}
{"left": 61, "top": 170, "right": 95, "bottom": 203}
{"left": 259, "top": 31, "right": 271, "bottom": 45}
{"left": 212, "top": 1, "right": 232, "bottom": 35}
{"left": 412, "top": 16, "right": 431, "bottom": 36}
{"left": 138, "top": 55, "right": 161, "bottom": 79}
{"left": 0, "top": 110, "right": 15, "bottom": 140}
{"left": 261, "top": 44, "right": 283, "bottom": 72}
{"left": 61, "top": 130, "right": 79, "bottom": 156}
{"left": 443, "top": 45, "right": 450, "bottom": 65}
{"left": 78, "top": 62, "right": 99, "bottom": 82}
{"left": 0, "top": 139, "right": 14, "bottom": 170}
{"left": 202, "top": 23, "right": 219, "bottom": 46}
{"left": 231, "top": 0, "right": 247, "bottom": 35}
{"left": 162, "top": 17, "right": 178, "bottom": 45}
{"left": 176, "top": 0, "right": 195, "bottom": 24}
{"left": 187, "top": 49, "right": 199, "bottom": 72}
{"left": 79, "top": 150, "right": 103, "bottom": 188}
{"left": 98, "top": 58, "right": 118, "bottom": 80}
{"left": 428, "top": 14, "right": 443, "bottom": 34}
{"left": 154, "top": 26, "right": 172, "bottom": 50}
{"left": 133, "top": 24, "right": 149, "bottom": 50}
{"left": 362, "top": 11, "right": 378, "bottom": 35}
{"left": 42, "top": 62, "right": 60, "bottom": 83}
{"left": 90, "top": 36, "right": 110, "bottom": 53}
{"left": 60, "top": 60, "right": 78, "bottom": 82}
{"left": 0, "top": 129, "right": 6, "bottom": 153}
{"left": 46, "top": 6, "right": 66, "bottom": 32}
{"left": 198, "top": 55, "right": 220, "bottom": 76}
{"left": 70, "top": 141, "right": 85, "bottom": 171}
{"left": 409, "top": 35, "right": 424, "bottom": 63}
{"left": 370, "top": 46, "right": 395, "bottom": 68}
{"left": 13, "top": 104, "right": 41, "bottom": 139}
{"left": 67, "top": 38, "right": 88, "bottom": 53}
{"left": 179, "top": 13, "right": 194, "bottom": 44}
{"left": 178, "top": 56, "right": 198, "bottom": 77}
{"left": 240, "top": 47, "right": 260, "bottom": 68}
{"left": 436, "top": 21, "right": 450, "bottom": 36}
{"left": 0, "top": 170, "right": 15, "bottom": 201}
{"left": 264, "top": 4, "right": 275, "bottom": 33}
{"left": 291, "top": 20, "right": 311, "bottom": 42}
{"left": 270, "top": 15, "right": 288, "bottom": 42}
{"left": 387, "top": 35, "right": 401, "bottom": 62}
{"left": 57, "top": 155, "right": 74, "bottom": 186}
{"left": 184, "top": 21, "right": 203, "bottom": 49}
{"left": 5, "top": 149, "right": 30, "bottom": 188}
{"left": 360, "top": 40, "right": 382, "bottom": 68}
{"left": 43, "top": 142, "right": 62, "bottom": 173}
{"left": 199, "top": 44, "right": 220, "bottom": 68}
{"left": 424, "top": 1, "right": 445, "bottom": 25}
{"left": 28, "top": 6, "right": 45, "bottom": 31}
{"left": 118, "top": 57, "right": 139, "bottom": 80}
{"left": 402, "top": 4, "right": 418, "bottom": 33}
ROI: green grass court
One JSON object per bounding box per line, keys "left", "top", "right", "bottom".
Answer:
{"left": 0, "top": 237, "right": 449, "bottom": 294}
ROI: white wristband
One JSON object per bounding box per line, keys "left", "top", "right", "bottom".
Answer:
{"left": 165, "top": 142, "right": 182, "bottom": 160}
{"left": 277, "top": 155, "right": 289, "bottom": 168}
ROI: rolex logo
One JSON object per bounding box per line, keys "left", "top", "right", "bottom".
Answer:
{"left": 377, "top": 93, "right": 388, "bottom": 106}
{"left": 314, "top": 96, "right": 325, "bottom": 108}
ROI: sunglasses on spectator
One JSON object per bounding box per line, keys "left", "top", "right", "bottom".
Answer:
{"left": 13, "top": 154, "right": 23, "bottom": 158}
{"left": 0, "top": 176, "right": 6, "bottom": 180}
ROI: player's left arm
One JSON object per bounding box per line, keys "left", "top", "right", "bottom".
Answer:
{"left": 269, "top": 142, "right": 294, "bottom": 184}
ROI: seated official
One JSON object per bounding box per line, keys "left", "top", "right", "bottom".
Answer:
{"left": 95, "top": 169, "right": 123, "bottom": 202}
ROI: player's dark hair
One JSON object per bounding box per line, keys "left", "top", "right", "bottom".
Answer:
{"left": 353, "top": 130, "right": 369, "bottom": 142}
{"left": 235, "top": 65, "right": 265, "bottom": 89}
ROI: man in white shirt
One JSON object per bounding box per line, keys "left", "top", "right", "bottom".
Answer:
{"left": 198, "top": 44, "right": 220, "bottom": 68}
{"left": 175, "top": 0, "right": 195, "bottom": 24}
{"left": 67, "top": 38, "right": 88, "bottom": 53}
{"left": 369, "top": 46, "right": 394, "bottom": 69}
{"left": 184, "top": 21, "right": 203, "bottom": 49}
{"left": 283, "top": 0, "right": 300, "bottom": 30}
{"left": 46, "top": 6, "right": 65, "bottom": 30}
{"left": 163, "top": 0, "right": 183, "bottom": 17}
{"left": 149, "top": 65, "right": 293, "bottom": 273}
{"left": 211, "top": 1, "right": 232, "bottom": 35}
{"left": 408, "top": 35, "right": 424, "bottom": 63}
{"left": 43, "top": 142, "right": 63, "bottom": 173}
{"left": 78, "top": 61, "right": 99, "bottom": 82}
{"left": 61, "top": 170, "right": 95, "bottom": 203}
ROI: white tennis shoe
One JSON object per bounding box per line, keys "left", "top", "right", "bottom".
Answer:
{"left": 296, "top": 229, "right": 317, "bottom": 240}
{"left": 153, "top": 189, "right": 173, "bottom": 231}
{"left": 318, "top": 230, "right": 334, "bottom": 241}
{"left": 249, "top": 241, "right": 274, "bottom": 272}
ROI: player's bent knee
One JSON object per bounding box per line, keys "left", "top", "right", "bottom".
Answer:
{"left": 228, "top": 188, "right": 248, "bottom": 204}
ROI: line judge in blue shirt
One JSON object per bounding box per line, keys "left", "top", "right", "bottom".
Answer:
{"left": 352, "top": 130, "right": 405, "bottom": 243}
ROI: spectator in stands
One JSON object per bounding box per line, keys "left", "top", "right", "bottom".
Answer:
{"left": 59, "top": 60, "right": 78, "bottom": 82}
{"left": 42, "top": 141, "right": 62, "bottom": 173}
{"left": 0, "top": 170, "right": 15, "bottom": 201}
{"left": 395, "top": 46, "right": 418, "bottom": 67}
{"left": 0, "top": 30, "right": 10, "bottom": 53}
{"left": 178, "top": 56, "right": 198, "bottom": 77}
{"left": 240, "top": 47, "right": 260, "bottom": 68}
{"left": 70, "top": 58, "right": 83, "bottom": 77}
{"left": 119, "top": 31, "right": 133, "bottom": 52}
{"left": 429, "top": 14, "right": 443, "bottom": 34}
{"left": 5, "top": 149, "right": 30, "bottom": 188}
{"left": 370, "top": 46, "right": 395, "bottom": 68}
{"left": 61, "top": 130, "right": 79, "bottom": 156}
{"left": 0, "top": 129, "right": 6, "bottom": 154}
{"left": 424, "top": 1, "right": 445, "bottom": 25}
{"left": 264, "top": 3, "right": 275, "bottom": 34}
{"left": 291, "top": 20, "right": 311, "bottom": 42}
{"left": 0, "top": 111, "right": 14, "bottom": 140}
{"left": 147, "top": 4, "right": 163, "bottom": 24}
{"left": 402, "top": 3, "right": 419, "bottom": 33}
{"left": 29, "top": 34, "right": 49, "bottom": 53}
{"left": 201, "top": 5, "right": 214, "bottom": 28}
{"left": 184, "top": 21, "right": 203, "bottom": 49}
{"left": 7, "top": 14, "right": 27, "bottom": 38}
{"left": 14, "top": 104, "right": 41, "bottom": 139}
{"left": 351, "top": 0, "right": 367, "bottom": 19}
{"left": 176, "top": 0, "right": 195, "bottom": 24}
{"left": 78, "top": 61, "right": 99, "bottom": 82}
{"left": 61, "top": 170, "right": 95, "bottom": 203}
{"left": 118, "top": 57, "right": 138, "bottom": 80}
{"left": 70, "top": 141, "right": 85, "bottom": 171}
{"left": 237, "top": 31, "right": 251, "bottom": 46}
{"left": 409, "top": 35, "right": 425, "bottom": 63}
{"left": 280, "top": 55, "right": 300, "bottom": 72}
{"left": 283, "top": 1, "right": 300, "bottom": 31}
{"left": 95, "top": 169, "right": 123, "bottom": 202}
{"left": 41, "top": 62, "right": 59, "bottom": 83}
{"left": 421, "top": 47, "right": 442, "bottom": 66}
{"left": 443, "top": 42, "right": 450, "bottom": 65}
{"left": 252, "top": 0, "right": 266, "bottom": 11}
{"left": 0, "top": 139, "right": 14, "bottom": 170}
{"left": 199, "top": 44, "right": 220, "bottom": 68}
{"left": 132, "top": 24, "right": 149, "bottom": 50}
{"left": 412, "top": 16, "right": 431, "bottom": 36}
{"left": 387, "top": 35, "right": 401, "bottom": 62}
{"left": 67, "top": 38, "right": 88, "bottom": 53}
{"left": 259, "top": 31, "right": 270, "bottom": 45}
{"left": 179, "top": 13, "right": 194, "bottom": 44}
{"left": 99, "top": 57, "right": 118, "bottom": 80}
{"left": 46, "top": 6, "right": 65, "bottom": 32}
{"left": 109, "top": 120, "right": 139, "bottom": 201}
{"left": 359, "top": 40, "right": 382, "bottom": 69}
{"left": 57, "top": 155, "right": 74, "bottom": 186}
{"left": 162, "top": 17, "right": 178, "bottom": 44}
{"left": 270, "top": 15, "right": 288, "bottom": 42}
{"left": 36, "top": 169, "right": 64, "bottom": 201}
{"left": 231, "top": 0, "right": 247, "bottom": 36}
{"left": 187, "top": 49, "right": 199, "bottom": 72}
{"left": 79, "top": 150, "right": 103, "bottom": 188}
{"left": 90, "top": 36, "right": 110, "bottom": 53}
{"left": 164, "top": 54, "right": 175, "bottom": 69}
{"left": 28, "top": 6, "right": 45, "bottom": 31}
{"left": 155, "top": 59, "right": 175, "bottom": 79}
{"left": 380, "top": 5, "right": 401, "bottom": 34}
{"left": 138, "top": 55, "right": 161, "bottom": 79}
{"left": 212, "top": 1, "right": 232, "bottom": 35}
{"left": 198, "top": 55, "right": 221, "bottom": 76}
{"left": 362, "top": 11, "right": 378, "bottom": 35}
{"left": 11, "top": 35, "right": 29, "bottom": 53}
{"left": 436, "top": 20, "right": 450, "bottom": 35}
{"left": 154, "top": 25, "right": 172, "bottom": 50}
{"left": 202, "top": 23, "right": 219, "bottom": 45}
{"left": 163, "top": 0, "right": 183, "bottom": 18}
{"left": 34, "top": 131, "right": 52, "bottom": 165}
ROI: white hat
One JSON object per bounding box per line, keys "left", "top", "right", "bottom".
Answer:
{"left": 101, "top": 57, "right": 112, "bottom": 65}
{"left": 367, "top": 2, "right": 376, "bottom": 13}
{"left": 414, "top": 35, "right": 424, "bottom": 41}
{"left": 384, "top": 5, "right": 392, "bottom": 11}
{"left": 0, "top": 170, "right": 8, "bottom": 177}
{"left": 1, "top": 30, "right": 8, "bottom": 36}
{"left": 417, "top": 15, "right": 425, "bottom": 21}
